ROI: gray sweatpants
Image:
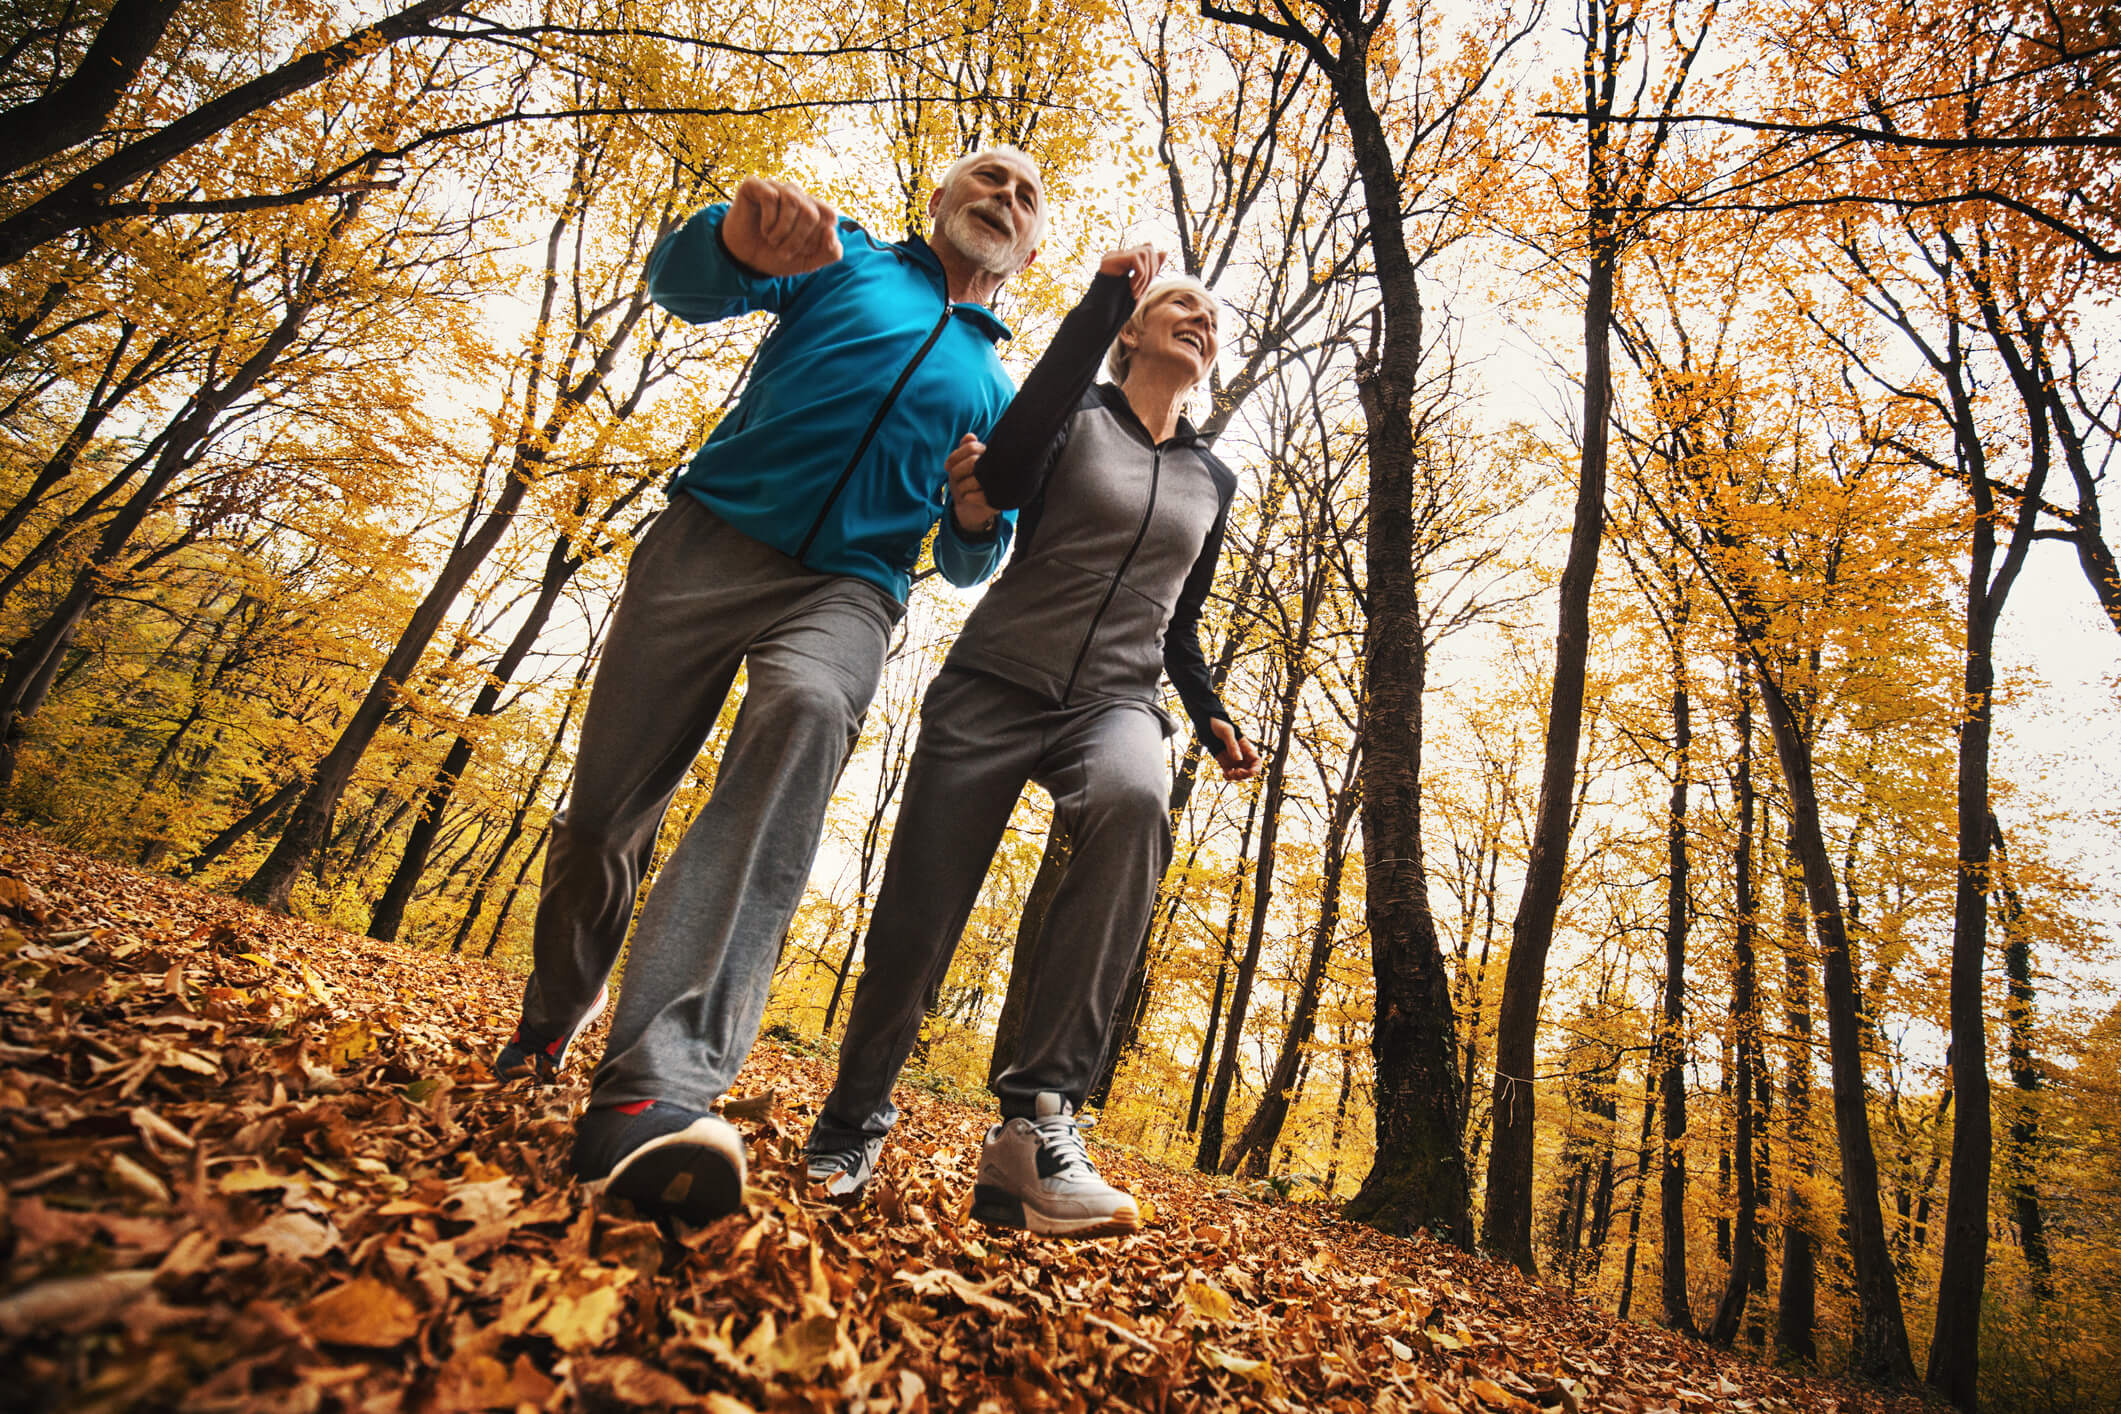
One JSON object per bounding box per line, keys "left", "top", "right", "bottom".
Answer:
{"left": 811, "top": 666, "right": 1173, "bottom": 1149}
{"left": 519, "top": 495, "right": 902, "bottom": 1112}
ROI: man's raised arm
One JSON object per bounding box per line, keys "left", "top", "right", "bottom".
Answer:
{"left": 646, "top": 176, "right": 846, "bottom": 324}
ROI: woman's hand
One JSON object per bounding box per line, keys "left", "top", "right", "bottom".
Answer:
{"left": 1209, "top": 720, "right": 1262, "bottom": 782}
{"left": 947, "top": 433, "right": 998, "bottom": 535}
{"left": 1098, "top": 243, "right": 1163, "bottom": 300}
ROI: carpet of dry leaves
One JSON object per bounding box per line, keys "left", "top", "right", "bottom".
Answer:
{"left": 0, "top": 827, "right": 1943, "bottom": 1414}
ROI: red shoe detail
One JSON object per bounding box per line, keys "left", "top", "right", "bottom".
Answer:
{"left": 614, "top": 1099, "right": 655, "bottom": 1116}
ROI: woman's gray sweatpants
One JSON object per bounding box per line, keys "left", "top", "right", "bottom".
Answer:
{"left": 517, "top": 495, "right": 902, "bottom": 1113}
{"left": 810, "top": 666, "right": 1173, "bottom": 1149}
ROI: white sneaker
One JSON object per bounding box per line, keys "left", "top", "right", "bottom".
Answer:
{"left": 971, "top": 1092, "right": 1140, "bottom": 1238}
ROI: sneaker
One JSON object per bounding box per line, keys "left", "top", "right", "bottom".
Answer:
{"left": 571, "top": 1100, "right": 747, "bottom": 1229}
{"left": 971, "top": 1092, "right": 1140, "bottom": 1239}
{"left": 494, "top": 984, "right": 608, "bottom": 1084}
{"left": 802, "top": 1129, "right": 884, "bottom": 1201}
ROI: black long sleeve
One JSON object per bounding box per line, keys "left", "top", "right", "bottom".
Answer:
{"left": 1164, "top": 491, "right": 1241, "bottom": 749}
{"left": 972, "top": 271, "right": 1136, "bottom": 509}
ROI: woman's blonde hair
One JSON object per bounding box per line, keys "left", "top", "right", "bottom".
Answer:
{"left": 1106, "top": 276, "right": 1219, "bottom": 386}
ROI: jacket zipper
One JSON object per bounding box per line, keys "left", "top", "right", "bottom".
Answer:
{"left": 795, "top": 302, "right": 954, "bottom": 561}
{"left": 1062, "top": 446, "right": 1161, "bottom": 705}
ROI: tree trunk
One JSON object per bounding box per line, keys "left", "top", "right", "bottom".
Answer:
{"left": 1198, "top": 650, "right": 1310, "bottom": 1172}
{"left": 1182, "top": 779, "right": 1259, "bottom": 1119}
{"left": 481, "top": 822, "right": 551, "bottom": 960}
{"left": 180, "top": 776, "right": 304, "bottom": 876}
{"left": 1927, "top": 245, "right": 2052, "bottom": 1410}
{"left": 369, "top": 537, "right": 581, "bottom": 942}
{"left": 1775, "top": 821, "right": 1818, "bottom": 1362}
{"left": 1616, "top": 1064, "right": 1659, "bottom": 1321}
{"left": 1711, "top": 686, "right": 1765, "bottom": 1343}
{"left": 1220, "top": 732, "right": 1362, "bottom": 1176}
{"left": 1658, "top": 653, "right": 1695, "bottom": 1334}
{"left": 1323, "top": 1015, "right": 1354, "bottom": 1197}
{"left": 1751, "top": 668, "right": 1914, "bottom": 1380}
{"left": 1991, "top": 812, "right": 2052, "bottom": 1300}
{"left": 1484, "top": 197, "right": 1616, "bottom": 1277}
{"left": 1332, "top": 71, "right": 1469, "bottom": 1252}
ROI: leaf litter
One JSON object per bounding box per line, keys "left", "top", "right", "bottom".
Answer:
{"left": 0, "top": 829, "right": 1942, "bottom": 1412}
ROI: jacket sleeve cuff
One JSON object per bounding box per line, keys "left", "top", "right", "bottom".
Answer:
{"left": 935, "top": 509, "right": 1013, "bottom": 586}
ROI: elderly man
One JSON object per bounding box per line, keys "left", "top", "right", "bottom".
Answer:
{"left": 494, "top": 149, "right": 1046, "bottom": 1228}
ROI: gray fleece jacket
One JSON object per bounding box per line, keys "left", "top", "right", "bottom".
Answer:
{"left": 944, "top": 272, "right": 1243, "bottom": 748}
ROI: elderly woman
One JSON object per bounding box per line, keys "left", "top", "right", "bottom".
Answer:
{"left": 801, "top": 247, "right": 1261, "bottom": 1237}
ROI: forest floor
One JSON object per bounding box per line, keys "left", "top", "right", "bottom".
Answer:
{"left": 0, "top": 827, "right": 1942, "bottom": 1414}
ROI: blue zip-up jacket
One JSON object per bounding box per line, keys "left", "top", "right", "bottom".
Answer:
{"left": 645, "top": 203, "right": 1018, "bottom": 601}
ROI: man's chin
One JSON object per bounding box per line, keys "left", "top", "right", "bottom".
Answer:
{"left": 941, "top": 216, "right": 1024, "bottom": 278}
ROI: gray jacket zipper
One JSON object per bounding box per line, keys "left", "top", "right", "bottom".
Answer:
{"left": 1061, "top": 446, "right": 1161, "bottom": 704}
{"left": 795, "top": 302, "right": 954, "bottom": 561}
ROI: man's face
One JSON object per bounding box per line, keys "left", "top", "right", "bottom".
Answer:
{"left": 930, "top": 151, "right": 1044, "bottom": 278}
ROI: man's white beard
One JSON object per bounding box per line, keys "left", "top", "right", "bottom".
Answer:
{"left": 940, "top": 200, "right": 1025, "bottom": 277}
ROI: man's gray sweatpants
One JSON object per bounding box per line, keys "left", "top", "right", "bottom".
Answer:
{"left": 811, "top": 666, "right": 1173, "bottom": 1149}
{"left": 519, "top": 495, "right": 902, "bottom": 1112}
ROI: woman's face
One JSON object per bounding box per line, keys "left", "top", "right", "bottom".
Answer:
{"left": 1129, "top": 288, "right": 1220, "bottom": 385}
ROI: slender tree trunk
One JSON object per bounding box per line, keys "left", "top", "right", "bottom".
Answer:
{"left": 1991, "top": 813, "right": 2052, "bottom": 1300}
{"left": 1198, "top": 650, "right": 1311, "bottom": 1172}
{"left": 1459, "top": 768, "right": 1511, "bottom": 1145}
{"left": 1712, "top": 687, "right": 1765, "bottom": 1343}
{"left": 1755, "top": 672, "right": 1913, "bottom": 1379}
{"left": 1324, "top": 1016, "right": 1354, "bottom": 1197}
{"left": 1927, "top": 255, "right": 2050, "bottom": 1411}
{"left": 369, "top": 540, "right": 581, "bottom": 941}
{"left": 1616, "top": 1064, "right": 1659, "bottom": 1321}
{"left": 448, "top": 629, "right": 598, "bottom": 955}
{"left": 1189, "top": 791, "right": 1258, "bottom": 1131}
{"left": 1221, "top": 733, "right": 1362, "bottom": 1176}
{"left": 1192, "top": 0, "right": 1476, "bottom": 1242}
{"left": 1485, "top": 201, "right": 1617, "bottom": 1277}
{"left": 1659, "top": 651, "right": 1695, "bottom": 1333}
{"left": 481, "top": 821, "right": 551, "bottom": 960}
{"left": 1776, "top": 823, "right": 1818, "bottom": 1363}
{"left": 180, "top": 776, "right": 304, "bottom": 876}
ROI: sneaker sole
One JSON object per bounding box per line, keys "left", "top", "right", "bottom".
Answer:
{"left": 604, "top": 1123, "right": 746, "bottom": 1228}
{"left": 970, "top": 1183, "right": 1140, "bottom": 1239}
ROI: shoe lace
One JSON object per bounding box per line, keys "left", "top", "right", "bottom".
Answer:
{"left": 1030, "top": 1113, "right": 1096, "bottom": 1179}
{"left": 811, "top": 1144, "right": 866, "bottom": 1177}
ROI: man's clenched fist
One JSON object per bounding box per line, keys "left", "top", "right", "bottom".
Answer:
{"left": 723, "top": 176, "right": 843, "bottom": 277}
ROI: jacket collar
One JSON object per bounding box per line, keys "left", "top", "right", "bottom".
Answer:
{"left": 1093, "top": 382, "right": 1208, "bottom": 450}
{"left": 895, "top": 233, "right": 1011, "bottom": 342}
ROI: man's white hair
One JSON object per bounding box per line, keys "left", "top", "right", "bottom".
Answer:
{"left": 938, "top": 145, "right": 1047, "bottom": 248}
